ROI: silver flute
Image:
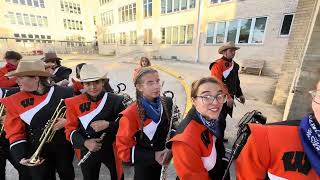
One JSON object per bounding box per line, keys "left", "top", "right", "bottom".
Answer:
{"left": 77, "top": 132, "right": 106, "bottom": 166}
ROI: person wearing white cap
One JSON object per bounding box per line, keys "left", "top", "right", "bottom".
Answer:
{"left": 209, "top": 42, "right": 245, "bottom": 143}
{"left": 0, "top": 61, "right": 75, "bottom": 180}
{"left": 64, "top": 64, "right": 125, "bottom": 180}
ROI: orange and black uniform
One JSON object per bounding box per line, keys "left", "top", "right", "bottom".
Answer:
{"left": 169, "top": 107, "right": 229, "bottom": 180}
{"left": 1, "top": 86, "right": 75, "bottom": 180}
{"left": 116, "top": 97, "right": 174, "bottom": 180}
{"left": 209, "top": 57, "right": 243, "bottom": 138}
{"left": 0, "top": 65, "right": 17, "bottom": 88}
{"left": 0, "top": 87, "right": 31, "bottom": 180}
{"left": 65, "top": 91, "right": 124, "bottom": 180}
{"left": 236, "top": 121, "right": 319, "bottom": 180}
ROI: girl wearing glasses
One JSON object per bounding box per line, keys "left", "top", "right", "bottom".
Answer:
{"left": 236, "top": 80, "right": 320, "bottom": 179}
{"left": 116, "top": 67, "right": 177, "bottom": 180}
{"left": 168, "top": 77, "right": 230, "bottom": 180}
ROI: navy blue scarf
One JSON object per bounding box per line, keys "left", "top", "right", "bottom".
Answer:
{"left": 299, "top": 113, "right": 320, "bottom": 176}
{"left": 196, "top": 111, "right": 221, "bottom": 138}
{"left": 140, "top": 96, "right": 162, "bottom": 123}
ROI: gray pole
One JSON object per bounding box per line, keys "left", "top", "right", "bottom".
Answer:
{"left": 195, "top": 0, "right": 203, "bottom": 63}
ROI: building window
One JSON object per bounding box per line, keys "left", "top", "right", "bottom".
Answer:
{"left": 43, "top": 16, "right": 48, "bottom": 27}
{"left": 103, "top": 33, "right": 115, "bottom": 44}
{"left": 26, "top": 0, "right": 32, "bottom": 6}
{"left": 211, "top": 0, "right": 230, "bottom": 4}
{"left": 130, "top": 31, "right": 137, "bottom": 44}
{"left": 162, "top": 24, "right": 193, "bottom": 45}
{"left": 119, "top": 3, "right": 136, "bottom": 23}
{"left": 19, "top": 0, "right": 26, "bottom": 5}
{"left": 280, "top": 14, "right": 294, "bottom": 36}
{"left": 7, "top": 12, "right": 16, "bottom": 24}
{"left": 100, "top": 0, "right": 111, "bottom": 5}
{"left": 216, "top": 22, "right": 226, "bottom": 44}
{"left": 37, "top": 16, "right": 43, "bottom": 27}
{"left": 252, "top": 17, "right": 267, "bottom": 43}
{"left": 206, "top": 17, "right": 267, "bottom": 45}
{"left": 64, "top": 19, "right": 82, "bottom": 30}
{"left": 60, "top": 0, "right": 64, "bottom": 11}
{"left": 172, "top": 26, "right": 179, "bottom": 44}
{"left": 39, "top": 0, "right": 44, "bottom": 8}
{"left": 226, "top": 20, "right": 237, "bottom": 43}
{"left": 119, "top": 32, "right": 126, "bottom": 45}
{"left": 30, "top": 15, "right": 37, "bottom": 26}
{"left": 12, "top": 0, "right": 18, "bottom": 4}
{"left": 23, "top": 14, "right": 30, "bottom": 26}
{"left": 144, "top": 0, "right": 152, "bottom": 18}
{"left": 61, "top": 1, "right": 81, "bottom": 14}
{"left": 16, "top": 13, "right": 24, "bottom": 25}
{"left": 179, "top": 25, "right": 186, "bottom": 44}
{"left": 144, "top": 29, "right": 152, "bottom": 45}
{"left": 162, "top": 0, "right": 195, "bottom": 14}
{"left": 161, "top": 28, "right": 166, "bottom": 44}
{"left": 33, "top": 0, "right": 39, "bottom": 7}
{"left": 101, "top": 10, "right": 113, "bottom": 26}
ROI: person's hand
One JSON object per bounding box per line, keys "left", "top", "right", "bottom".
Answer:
{"left": 84, "top": 138, "right": 102, "bottom": 152}
{"left": 56, "top": 79, "right": 69, "bottom": 87}
{"left": 20, "top": 158, "right": 45, "bottom": 166}
{"left": 239, "top": 96, "right": 245, "bottom": 104}
{"left": 155, "top": 149, "right": 172, "bottom": 165}
{"left": 90, "top": 120, "right": 109, "bottom": 132}
{"left": 53, "top": 118, "right": 66, "bottom": 131}
{"left": 227, "top": 98, "right": 234, "bottom": 108}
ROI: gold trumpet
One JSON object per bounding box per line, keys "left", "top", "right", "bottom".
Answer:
{"left": 0, "top": 91, "right": 8, "bottom": 137}
{"left": 27, "top": 99, "right": 66, "bottom": 166}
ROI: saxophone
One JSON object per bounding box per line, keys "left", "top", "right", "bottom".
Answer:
{"left": 160, "top": 91, "right": 181, "bottom": 180}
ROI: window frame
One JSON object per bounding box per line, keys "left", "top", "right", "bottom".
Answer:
{"left": 279, "top": 13, "right": 295, "bottom": 37}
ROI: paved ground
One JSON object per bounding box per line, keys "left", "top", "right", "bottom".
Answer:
{"left": 3, "top": 54, "right": 283, "bottom": 180}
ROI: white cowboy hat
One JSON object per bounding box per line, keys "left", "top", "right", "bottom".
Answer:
{"left": 9, "top": 60, "right": 52, "bottom": 77}
{"left": 79, "top": 64, "right": 107, "bottom": 83}
{"left": 218, "top": 42, "right": 240, "bottom": 54}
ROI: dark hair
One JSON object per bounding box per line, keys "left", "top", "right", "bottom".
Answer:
{"left": 39, "top": 77, "right": 53, "bottom": 87}
{"left": 75, "top": 63, "right": 87, "bottom": 79}
{"left": 4, "top": 51, "right": 22, "bottom": 60}
{"left": 139, "top": 57, "right": 151, "bottom": 67}
{"left": 45, "top": 59, "right": 61, "bottom": 67}
{"left": 191, "top": 77, "right": 226, "bottom": 98}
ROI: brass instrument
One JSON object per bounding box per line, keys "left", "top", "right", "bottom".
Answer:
{"left": 27, "top": 99, "right": 66, "bottom": 166}
{"left": 160, "top": 91, "right": 181, "bottom": 180}
{"left": 0, "top": 90, "right": 8, "bottom": 137}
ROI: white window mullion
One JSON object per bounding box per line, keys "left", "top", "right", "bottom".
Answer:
{"left": 235, "top": 19, "right": 241, "bottom": 44}
{"left": 248, "top": 17, "right": 256, "bottom": 44}
{"left": 213, "top": 22, "right": 217, "bottom": 44}
{"left": 224, "top": 21, "right": 229, "bottom": 43}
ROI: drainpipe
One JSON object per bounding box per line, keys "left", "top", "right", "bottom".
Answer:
{"left": 195, "top": 0, "right": 203, "bottom": 63}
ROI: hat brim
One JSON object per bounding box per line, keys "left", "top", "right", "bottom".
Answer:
{"left": 9, "top": 70, "right": 52, "bottom": 77}
{"left": 80, "top": 74, "right": 107, "bottom": 83}
{"left": 43, "top": 58, "right": 62, "bottom": 62}
{"left": 218, "top": 46, "right": 240, "bottom": 54}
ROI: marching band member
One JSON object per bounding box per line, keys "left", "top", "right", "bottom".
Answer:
{"left": 169, "top": 77, "right": 229, "bottom": 180}
{"left": 41, "top": 52, "right": 72, "bottom": 84}
{"left": 236, "top": 80, "right": 320, "bottom": 179}
{"left": 0, "top": 87, "right": 31, "bottom": 180}
{"left": 64, "top": 64, "right": 124, "bottom": 180}
{"left": 1, "top": 61, "right": 75, "bottom": 180}
{"left": 0, "top": 51, "right": 22, "bottom": 88}
{"left": 70, "top": 63, "right": 113, "bottom": 95}
{"left": 116, "top": 67, "right": 176, "bottom": 180}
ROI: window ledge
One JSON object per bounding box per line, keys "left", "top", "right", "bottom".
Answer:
{"left": 208, "top": 0, "right": 233, "bottom": 7}
{"left": 160, "top": 44, "right": 193, "bottom": 46}
{"left": 160, "top": 8, "right": 195, "bottom": 16}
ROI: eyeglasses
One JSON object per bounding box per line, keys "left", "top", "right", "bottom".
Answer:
{"left": 196, "top": 94, "right": 227, "bottom": 104}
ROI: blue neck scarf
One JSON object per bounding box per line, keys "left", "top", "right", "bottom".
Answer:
{"left": 196, "top": 111, "right": 220, "bottom": 138}
{"left": 299, "top": 113, "right": 320, "bottom": 176}
{"left": 140, "top": 96, "right": 162, "bottom": 123}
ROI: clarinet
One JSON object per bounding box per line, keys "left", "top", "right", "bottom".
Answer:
{"left": 160, "top": 91, "right": 181, "bottom": 180}
{"left": 77, "top": 132, "right": 106, "bottom": 166}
